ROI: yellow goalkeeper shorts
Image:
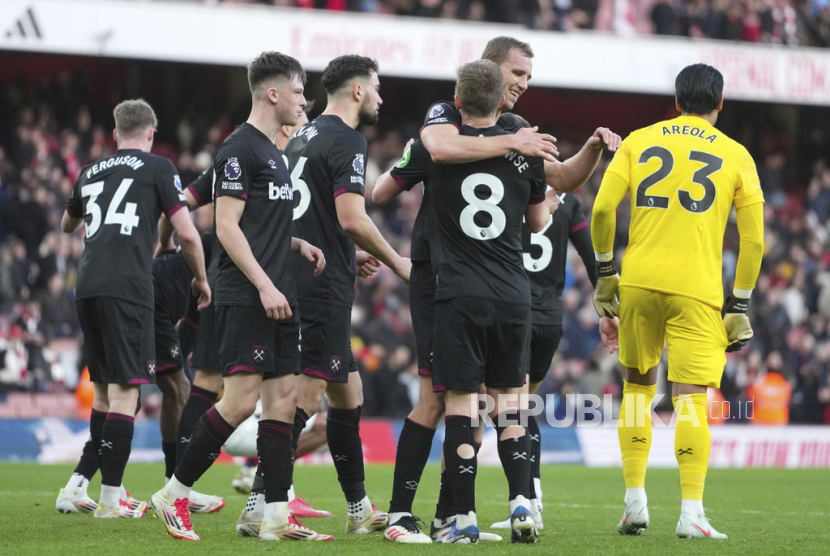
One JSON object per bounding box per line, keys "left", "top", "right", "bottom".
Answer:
{"left": 618, "top": 286, "right": 727, "bottom": 389}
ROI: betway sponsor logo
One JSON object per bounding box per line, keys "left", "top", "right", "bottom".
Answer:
{"left": 269, "top": 182, "right": 293, "bottom": 200}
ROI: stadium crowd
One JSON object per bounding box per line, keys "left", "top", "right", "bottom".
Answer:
{"left": 0, "top": 68, "right": 828, "bottom": 424}
{"left": 179, "top": 0, "right": 830, "bottom": 47}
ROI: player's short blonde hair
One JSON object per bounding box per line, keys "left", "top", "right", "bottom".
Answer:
{"left": 481, "top": 36, "right": 534, "bottom": 65}
{"left": 113, "top": 99, "right": 157, "bottom": 138}
{"left": 455, "top": 60, "right": 504, "bottom": 118}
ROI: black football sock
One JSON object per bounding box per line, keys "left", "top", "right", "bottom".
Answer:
{"left": 251, "top": 465, "right": 265, "bottom": 495}
{"left": 292, "top": 407, "right": 310, "bottom": 452}
{"left": 74, "top": 408, "right": 106, "bottom": 480}
{"left": 162, "top": 442, "right": 178, "bottom": 480}
{"left": 327, "top": 407, "right": 366, "bottom": 503}
{"left": 174, "top": 407, "right": 234, "bottom": 488}
{"left": 495, "top": 411, "right": 531, "bottom": 501}
{"left": 443, "top": 415, "right": 477, "bottom": 515}
{"left": 527, "top": 414, "right": 541, "bottom": 498}
{"left": 176, "top": 385, "right": 218, "bottom": 465}
{"left": 389, "top": 418, "right": 436, "bottom": 514}
{"left": 100, "top": 413, "right": 134, "bottom": 487}
{"left": 434, "top": 470, "right": 454, "bottom": 521}
{"left": 257, "top": 420, "right": 294, "bottom": 503}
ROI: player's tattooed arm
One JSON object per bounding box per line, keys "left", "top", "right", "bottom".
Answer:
{"left": 546, "top": 127, "right": 621, "bottom": 192}
{"left": 335, "top": 192, "right": 411, "bottom": 283}
{"left": 290, "top": 237, "right": 326, "bottom": 277}
{"left": 216, "top": 196, "right": 291, "bottom": 320}
{"left": 421, "top": 124, "right": 558, "bottom": 164}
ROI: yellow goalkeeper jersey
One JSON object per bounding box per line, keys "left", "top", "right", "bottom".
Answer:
{"left": 604, "top": 115, "right": 764, "bottom": 308}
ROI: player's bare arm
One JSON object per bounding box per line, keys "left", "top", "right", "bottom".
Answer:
{"left": 546, "top": 127, "right": 621, "bottom": 193}
{"left": 155, "top": 187, "right": 202, "bottom": 257}
{"left": 421, "top": 123, "right": 557, "bottom": 164}
{"left": 525, "top": 199, "right": 549, "bottom": 234}
{"left": 290, "top": 237, "right": 326, "bottom": 276}
{"left": 335, "top": 191, "right": 411, "bottom": 283}
{"left": 60, "top": 211, "right": 83, "bottom": 234}
{"left": 373, "top": 139, "right": 415, "bottom": 205}
{"left": 215, "top": 195, "right": 291, "bottom": 320}
{"left": 372, "top": 168, "right": 407, "bottom": 205}
{"left": 543, "top": 189, "right": 561, "bottom": 214}
{"left": 169, "top": 209, "right": 211, "bottom": 310}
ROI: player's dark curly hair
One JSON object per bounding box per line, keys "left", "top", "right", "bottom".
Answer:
{"left": 455, "top": 60, "right": 504, "bottom": 118}
{"left": 321, "top": 55, "right": 379, "bottom": 95}
{"left": 248, "top": 51, "right": 307, "bottom": 92}
{"left": 481, "top": 36, "right": 534, "bottom": 65}
{"left": 675, "top": 63, "right": 723, "bottom": 115}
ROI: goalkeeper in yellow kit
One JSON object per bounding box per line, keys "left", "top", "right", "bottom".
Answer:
{"left": 591, "top": 64, "right": 764, "bottom": 540}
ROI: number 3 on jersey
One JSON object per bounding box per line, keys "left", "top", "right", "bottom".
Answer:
{"left": 524, "top": 216, "right": 553, "bottom": 272}
{"left": 81, "top": 178, "right": 140, "bottom": 237}
{"left": 460, "top": 173, "right": 506, "bottom": 240}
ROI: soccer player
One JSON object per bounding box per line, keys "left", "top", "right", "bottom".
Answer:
{"left": 489, "top": 113, "right": 619, "bottom": 532}
{"left": 376, "top": 34, "right": 620, "bottom": 544}
{"left": 56, "top": 235, "right": 224, "bottom": 516}
{"left": 285, "top": 54, "right": 410, "bottom": 536}
{"left": 236, "top": 103, "right": 334, "bottom": 528}
{"left": 151, "top": 51, "right": 330, "bottom": 542}
{"left": 60, "top": 98, "right": 210, "bottom": 518}
{"left": 591, "top": 63, "right": 764, "bottom": 539}
{"left": 388, "top": 60, "right": 552, "bottom": 544}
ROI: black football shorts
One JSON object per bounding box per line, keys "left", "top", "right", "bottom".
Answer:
{"left": 154, "top": 309, "right": 184, "bottom": 376}
{"left": 410, "top": 261, "right": 435, "bottom": 377}
{"left": 528, "top": 323, "right": 563, "bottom": 384}
{"left": 216, "top": 304, "right": 301, "bottom": 379}
{"left": 433, "top": 296, "right": 531, "bottom": 392}
{"left": 190, "top": 299, "right": 220, "bottom": 371}
{"left": 77, "top": 297, "right": 155, "bottom": 385}
{"left": 298, "top": 300, "right": 357, "bottom": 383}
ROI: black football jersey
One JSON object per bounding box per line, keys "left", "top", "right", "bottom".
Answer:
{"left": 153, "top": 248, "right": 191, "bottom": 323}
{"left": 285, "top": 115, "right": 368, "bottom": 308}
{"left": 404, "top": 125, "right": 546, "bottom": 304}
{"left": 183, "top": 168, "right": 221, "bottom": 289}
{"left": 422, "top": 101, "right": 518, "bottom": 134}
{"left": 66, "top": 149, "right": 188, "bottom": 308}
{"left": 390, "top": 140, "right": 433, "bottom": 263}
{"left": 523, "top": 192, "right": 595, "bottom": 324}
{"left": 185, "top": 167, "right": 213, "bottom": 207}
{"left": 213, "top": 123, "right": 296, "bottom": 307}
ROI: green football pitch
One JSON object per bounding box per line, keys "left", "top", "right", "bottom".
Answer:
{"left": 1, "top": 463, "right": 825, "bottom": 554}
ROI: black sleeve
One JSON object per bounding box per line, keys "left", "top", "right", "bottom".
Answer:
{"left": 528, "top": 158, "right": 547, "bottom": 205}
{"left": 330, "top": 132, "right": 368, "bottom": 198}
{"left": 186, "top": 168, "right": 213, "bottom": 207}
{"left": 390, "top": 140, "right": 431, "bottom": 191}
{"left": 215, "top": 144, "right": 255, "bottom": 201}
{"left": 568, "top": 197, "right": 597, "bottom": 287}
{"left": 65, "top": 172, "right": 85, "bottom": 218}
{"left": 421, "top": 101, "right": 462, "bottom": 131}
{"left": 155, "top": 158, "right": 189, "bottom": 218}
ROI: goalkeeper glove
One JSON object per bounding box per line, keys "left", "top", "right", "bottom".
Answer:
{"left": 592, "top": 259, "right": 620, "bottom": 318}
{"left": 723, "top": 295, "right": 753, "bottom": 353}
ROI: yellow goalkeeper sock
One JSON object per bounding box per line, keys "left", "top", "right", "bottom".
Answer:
{"left": 673, "top": 394, "right": 710, "bottom": 502}
{"left": 618, "top": 381, "right": 656, "bottom": 489}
